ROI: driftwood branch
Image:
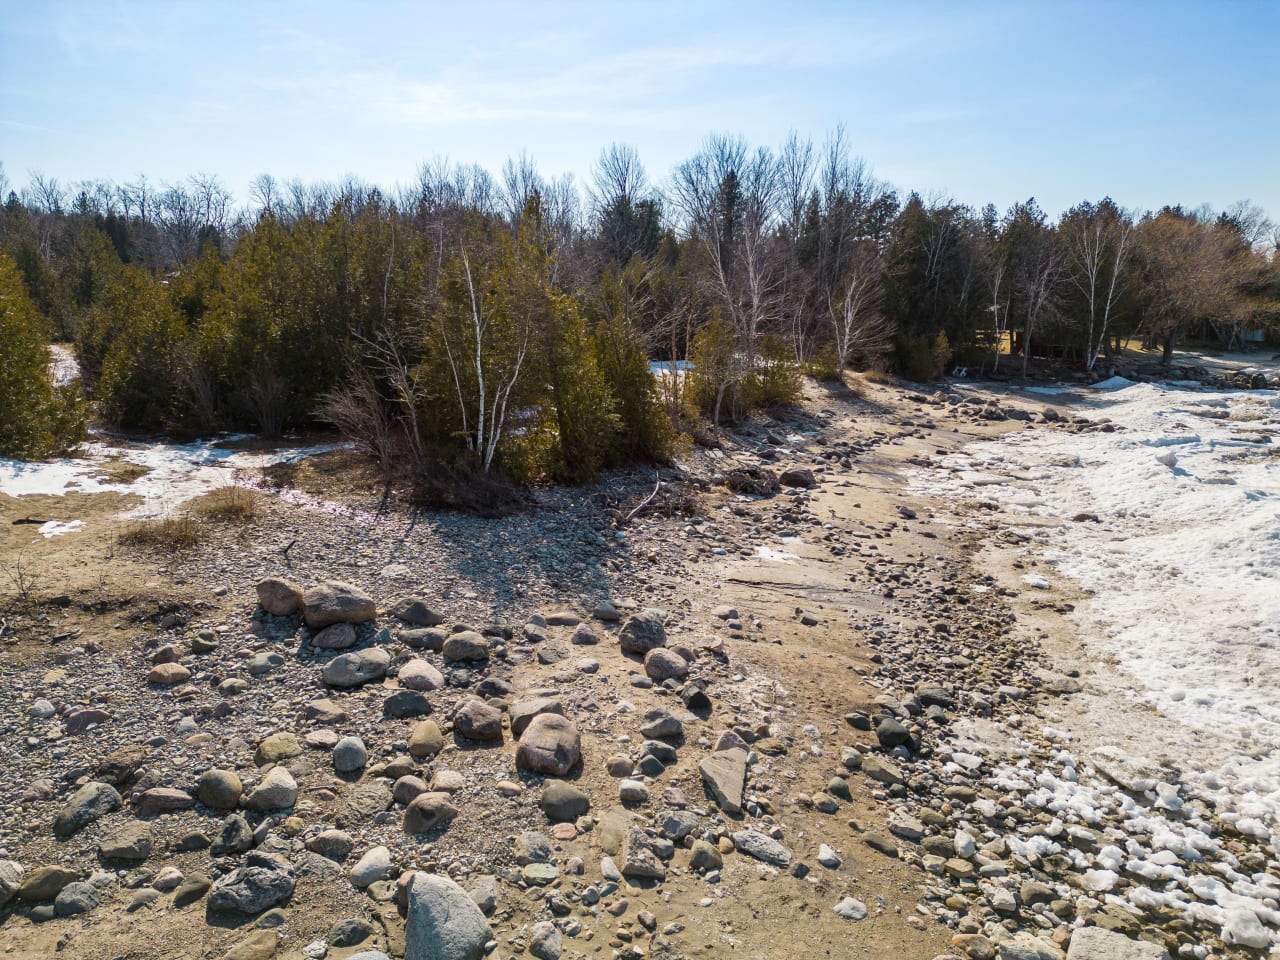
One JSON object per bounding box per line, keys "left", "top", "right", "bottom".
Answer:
{"left": 624, "top": 473, "right": 663, "bottom": 525}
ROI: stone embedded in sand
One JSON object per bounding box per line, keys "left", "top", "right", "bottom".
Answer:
{"left": 148, "top": 662, "right": 191, "bottom": 685}
{"left": 256, "top": 578, "right": 303, "bottom": 616}
{"left": 384, "top": 690, "right": 432, "bottom": 719}
{"left": 255, "top": 732, "right": 302, "bottom": 766}
{"left": 99, "top": 823, "right": 152, "bottom": 862}
{"left": 133, "top": 787, "right": 195, "bottom": 817}
{"left": 618, "top": 609, "right": 667, "bottom": 655}
{"left": 349, "top": 845, "right": 395, "bottom": 889}
{"left": 516, "top": 714, "right": 581, "bottom": 777}
{"left": 699, "top": 748, "right": 748, "bottom": 815}
{"left": 639, "top": 709, "right": 683, "bottom": 741}
{"left": 333, "top": 736, "right": 369, "bottom": 773}
{"left": 312, "top": 622, "right": 358, "bottom": 650}
{"left": 403, "top": 793, "right": 459, "bottom": 834}
{"left": 323, "top": 647, "right": 390, "bottom": 688}
{"left": 541, "top": 780, "right": 590, "bottom": 823}
{"left": 303, "top": 581, "right": 376, "bottom": 629}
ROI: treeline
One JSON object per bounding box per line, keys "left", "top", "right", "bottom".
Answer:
{"left": 0, "top": 134, "right": 1277, "bottom": 479}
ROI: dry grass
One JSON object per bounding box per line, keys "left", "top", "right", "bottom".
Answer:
{"left": 191, "top": 485, "right": 260, "bottom": 521}
{"left": 118, "top": 515, "right": 203, "bottom": 550}
{"left": 860, "top": 366, "right": 896, "bottom": 385}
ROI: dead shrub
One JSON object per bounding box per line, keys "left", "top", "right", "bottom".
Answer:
{"left": 119, "top": 515, "right": 203, "bottom": 550}
{"left": 192, "top": 485, "right": 259, "bottom": 521}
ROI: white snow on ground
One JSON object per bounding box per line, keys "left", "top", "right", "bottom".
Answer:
{"left": 916, "top": 379, "right": 1280, "bottom": 947}
{"left": 0, "top": 436, "right": 345, "bottom": 519}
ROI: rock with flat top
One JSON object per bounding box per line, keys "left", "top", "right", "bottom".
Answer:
{"left": 699, "top": 749, "right": 747, "bottom": 815}
{"left": 1066, "top": 928, "right": 1171, "bottom": 960}
{"left": 303, "top": 581, "right": 376, "bottom": 629}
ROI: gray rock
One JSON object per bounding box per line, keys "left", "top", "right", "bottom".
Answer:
{"left": 133, "top": 787, "right": 195, "bottom": 817}
{"left": 349, "top": 845, "right": 394, "bottom": 889}
{"left": 334, "top": 736, "right": 369, "bottom": 773}
{"left": 330, "top": 917, "right": 377, "bottom": 947}
{"left": 53, "top": 781, "right": 121, "bottom": 838}
{"left": 0, "top": 860, "right": 22, "bottom": 908}
{"left": 619, "top": 779, "right": 649, "bottom": 803}
{"left": 514, "top": 831, "right": 553, "bottom": 865}
{"left": 1066, "top": 928, "right": 1171, "bottom": 960}
{"left": 242, "top": 767, "right": 298, "bottom": 812}
{"left": 639, "top": 709, "right": 683, "bottom": 741}
{"left": 516, "top": 714, "right": 581, "bottom": 776}
{"left": 732, "top": 830, "right": 792, "bottom": 867}
{"left": 401, "top": 627, "right": 448, "bottom": 651}
{"left": 98, "top": 823, "right": 152, "bottom": 861}
{"left": 399, "top": 659, "right": 445, "bottom": 691}
{"left": 173, "top": 874, "right": 212, "bottom": 906}
{"left": 405, "top": 873, "right": 491, "bottom": 960}
{"left": 441, "top": 631, "right": 490, "bottom": 663}
{"left": 699, "top": 748, "right": 747, "bottom": 815}
{"left": 541, "top": 781, "right": 590, "bottom": 823}
{"left": 817, "top": 844, "right": 841, "bottom": 869}
{"left": 323, "top": 647, "right": 391, "bottom": 688}
{"left": 209, "top": 852, "right": 296, "bottom": 914}
{"left": 619, "top": 609, "right": 666, "bottom": 655}
{"left": 247, "top": 650, "right": 287, "bottom": 674}
{"left": 468, "top": 875, "right": 498, "bottom": 916}
{"left": 53, "top": 881, "right": 100, "bottom": 917}
{"left": 833, "top": 897, "right": 867, "bottom": 921}
{"left": 384, "top": 690, "right": 433, "bottom": 719}
{"left": 453, "top": 698, "right": 504, "bottom": 741}
{"left": 390, "top": 598, "right": 444, "bottom": 627}
{"left": 312, "top": 622, "right": 358, "bottom": 650}
{"left": 211, "top": 813, "right": 254, "bottom": 856}
{"left": 621, "top": 828, "right": 666, "bottom": 880}
{"left": 875, "top": 718, "right": 912, "bottom": 749}
{"left": 303, "top": 581, "right": 377, "bottom": 628}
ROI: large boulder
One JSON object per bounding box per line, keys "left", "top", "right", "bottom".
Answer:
{"left": 256, "top": 578, "right": 303, "bottom": 616}
{"left": 303, "top": 581, "right": 377, "bottom": 629}
{"left": 208, "top": 852, "right": 296, "bottom": 914}
{"left": 618, "top": 609, "right": 666, "bottom": 655}
{"left": 515, "top": 715, "right": 581, "bottom": 777}
{"left": 405, "top": 873, "right": 491, "bottom": 960}
{"left": 323, "top": 647, "right": 391, "bottom": 688}
{"left": 53, "top": 782, "right": 121, "bottom": 838}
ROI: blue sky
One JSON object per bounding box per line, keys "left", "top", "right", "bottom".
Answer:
{"left": 2, "top": 0, "right": 1276, "bottom": 220}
